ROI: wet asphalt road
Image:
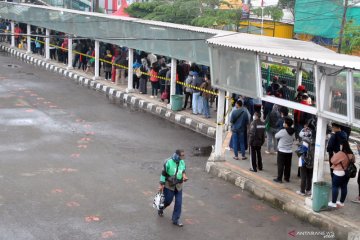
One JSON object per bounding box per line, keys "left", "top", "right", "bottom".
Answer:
{"left": 0, "top": 52, "right": 324, "bottom": 240}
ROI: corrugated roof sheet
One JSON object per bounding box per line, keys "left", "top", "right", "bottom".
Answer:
{"left": 207, "top": 33, "right": 360, "bottom": 70}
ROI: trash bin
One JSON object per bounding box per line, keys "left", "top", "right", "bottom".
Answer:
{"left": 312, "top": 181, "right": 331, "bottom": 212}
{"left": 170, "top": 95, "right": 184, "bottom": 111}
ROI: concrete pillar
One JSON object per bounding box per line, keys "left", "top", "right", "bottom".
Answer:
{"left": 214, "top": 89, "right": 226, "bottom": 160}
{"left": 45, "top": 29, "right": 50, "bottom": 61}
{"left": 67, "top": 37, "right": 73, "bottom": 70}
{"left": 26, "top": 24, "right": 31, "bottom": 53}
{"left": 93, "top": 40, "right": 100, "bottom": 80}
{"left": 310, "top": 64, "right": 328, "bottom": 207}
{"left": 169, "top": 58, "right": 177, "bottom": 107}
{"left": 312, "top": 116, "right": 327, "bottom": 185}
{"left": 10, "top": 21, "right": 15, "bottom": 48}
{"left": 347, "top": 70, "right": 354, "bottom": 123}
{"left": 126, "top": 48, "right": 134, "bottom": 93}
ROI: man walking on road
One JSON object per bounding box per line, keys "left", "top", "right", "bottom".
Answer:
{"left": 158, "top": 150, "right": 188, "bottom": 227}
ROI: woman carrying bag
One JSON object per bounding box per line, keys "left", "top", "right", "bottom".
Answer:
{"left": 328, "top": 140, "right": 356, "bottom": 208}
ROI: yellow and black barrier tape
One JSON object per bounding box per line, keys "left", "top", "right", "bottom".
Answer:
{"left": 27, "top": 37, "right": 237, "bottom": 125}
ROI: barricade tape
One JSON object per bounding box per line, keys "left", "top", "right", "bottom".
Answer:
{"left": 19, "top": 36, "right": 235, "bottom": 125}
{"left": 30, "top": 37, "right": 219, "bottom": 96}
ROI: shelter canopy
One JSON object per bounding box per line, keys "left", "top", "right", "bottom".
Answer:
{"left": 207, "top": 33, "right": 360, "bottom": 71}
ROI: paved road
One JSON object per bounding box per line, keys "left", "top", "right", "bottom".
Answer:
{"left": 0, "top": 52, "right": 325, "bottom": 240}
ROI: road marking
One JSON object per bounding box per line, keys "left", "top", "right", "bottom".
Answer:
{"left": 232, "top": 194, "right": 242, "bottom": 200}
{"left": 85, "top": 131, "right": 95, "bottom": 135}
{"left": 70, "top": 153, "right": 81, "bottom": 158}
{"left": 101, "top": 231, "right": 115, "bottom": 238}
{"left": 78, "top": 145, "right": 88, "bottom": 149}
{"left": 61, "top": 168, "right": 78, "bottom": 173}
{"left": 85, "top": 216, "right": 100, "bottom": 222}
{"left": 51, "top": 189, "right": 64, "bottom": 194}
{"left": 142, "top": 191, "right": 153, "bottom": 196}
{"left": 252, "top": 204, "right": 266, "bottom": 211}
{"left": 184, "top": 218, "right": 200, "bottom": 225}
{"left": 66, "top": 201, "right": 80, "bottom": 207}
{"left": 269, "top": 215, "right": 280, "bottom": 222}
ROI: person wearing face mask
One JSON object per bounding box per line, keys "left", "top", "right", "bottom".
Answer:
{"left": 248, "top": 112, "right": 265, "bottom": 172}
{"left": 273, "top": 117, "right": 295, "bottom": 183}
{"left": 158, "top": 150, "right": 188, "bottom": 227}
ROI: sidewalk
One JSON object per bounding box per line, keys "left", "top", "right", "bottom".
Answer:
{"left": 206, "top": 132, "right": 360, "bottom": 240}
{"left": 3, "top": 43, "right": 360, "bottom": 240}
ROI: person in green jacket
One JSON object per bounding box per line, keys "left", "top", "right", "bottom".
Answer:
{"left": 158, "top": 149, "right": 188, "bottom": 227}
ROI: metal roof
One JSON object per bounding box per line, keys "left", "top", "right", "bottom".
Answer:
{"left": 207, "top": 33, "right": 360, "bottom": 70}
{"left": 0, "top": 2, "right": 228, "bottom": 65}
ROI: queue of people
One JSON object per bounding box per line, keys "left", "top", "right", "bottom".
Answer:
{"left": 229, "top": 83, "right": 358, "bottom": 208}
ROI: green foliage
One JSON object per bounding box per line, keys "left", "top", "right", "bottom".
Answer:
{"left": 278, "top": 0, "right": 295, "bottom": 16}
{"left": 252, "top": 6, "right": 284, "bottom": 22}
{"left": 269, "top": 64, "right": 294, "bottom": 76}
{"left": 334, "top": 20, "right": 360, "bottom": 54}
{"left": 192, "top": 9, "right": 242, "bottom": 29}
{"left": 125, "top": 1, "right": 163, "bottom": 19}
{"left": 125, "top": 0, "right": 243, "bottom": 28}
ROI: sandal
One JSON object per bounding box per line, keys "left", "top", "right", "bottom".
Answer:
{"left": 233, "top": 157, "right": 239, "bottom": 160}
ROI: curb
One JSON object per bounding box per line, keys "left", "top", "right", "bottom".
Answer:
{"left": 205, "top": 159, "right": 359, "bottom": 240}
{"left": 1, "top": 45, "right": 216, "bottom": 140}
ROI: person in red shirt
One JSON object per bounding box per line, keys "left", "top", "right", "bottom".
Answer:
{"left": 14, "top": 25, "right": 22, "bottom": 47}
{"left": 294, "top": 93, "right": 312, "bottom": 141}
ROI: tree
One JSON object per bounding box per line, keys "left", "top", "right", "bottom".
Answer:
{"left": 125, "top": 0, "right": 243, "bottom": 29}
{"left": 278, "top": 0, "right": 295, "bottom": 17}
{"left": 252, "top": 6, "right": 284, "bottom": 22}
{"left": 335, "top": 20, "right": 360, "bottom": 54}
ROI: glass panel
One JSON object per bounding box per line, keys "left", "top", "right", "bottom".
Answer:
{"left": 210, "top": 46, "right": 258, "bottom": 97}
{"left": 354, "top": 71, "right": 360, "bottom": 120}
{"left": 324, "top": 70, "right": 347, "bottom": 116}
{"left": 260, "top": 61, "right": 316, "bottom": 107}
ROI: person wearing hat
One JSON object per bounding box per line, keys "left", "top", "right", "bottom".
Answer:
{"left": 327, "top": 122, "right": 348, "bottom": 178}
{"left": 158, "top": 150, "right": 188, "bottom": 227}
{"left": 295, "top": 85, "right": 306, "bottom": 103}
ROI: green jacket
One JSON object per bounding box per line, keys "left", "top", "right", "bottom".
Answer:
{"left": 160, "top": 158, "right": 186, "bottom": 191}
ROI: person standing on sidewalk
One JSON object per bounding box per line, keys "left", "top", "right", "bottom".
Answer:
{"left": 158, "top": 150, "right": 188, "bottom": 227}
{"left": 273, "top": 117, "right": 295, "bottom": 183}
{"left": 327, "top": 122, "right": 348, "bottom": 178}
{"left": 248, "top": 112, "right": 265, "bottom": 172}
{"left": 200, "top": 73, "right": 211, "bottom": 118}
{"left": 183, "top": 72, "right": 193, "bottom": 110}
{"left": 296, "top": 122, "right": 314, "bottom": 196}
{"left": 328, "top": 141, "right": 355, "bottom": 208}
{"left": 191, "top": 72, "right": 203, "bottom": 115}
{"left": 265, "top": 104, "right": 280, "bottom": 155}
{"left": 230, "top": 100, "right": 250, "bottom": 160}
{"left": 354, "top": 143, "right": 360, "bottom": 203}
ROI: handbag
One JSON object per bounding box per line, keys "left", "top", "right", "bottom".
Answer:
{"left": 340, "top": 154, "right": 357, "bottom": 178}
{"left": 161, "top": 91, "right": 169, "bottom": 100}
{"left": 152, "top": 191, "right": 165, "bottom": 210}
